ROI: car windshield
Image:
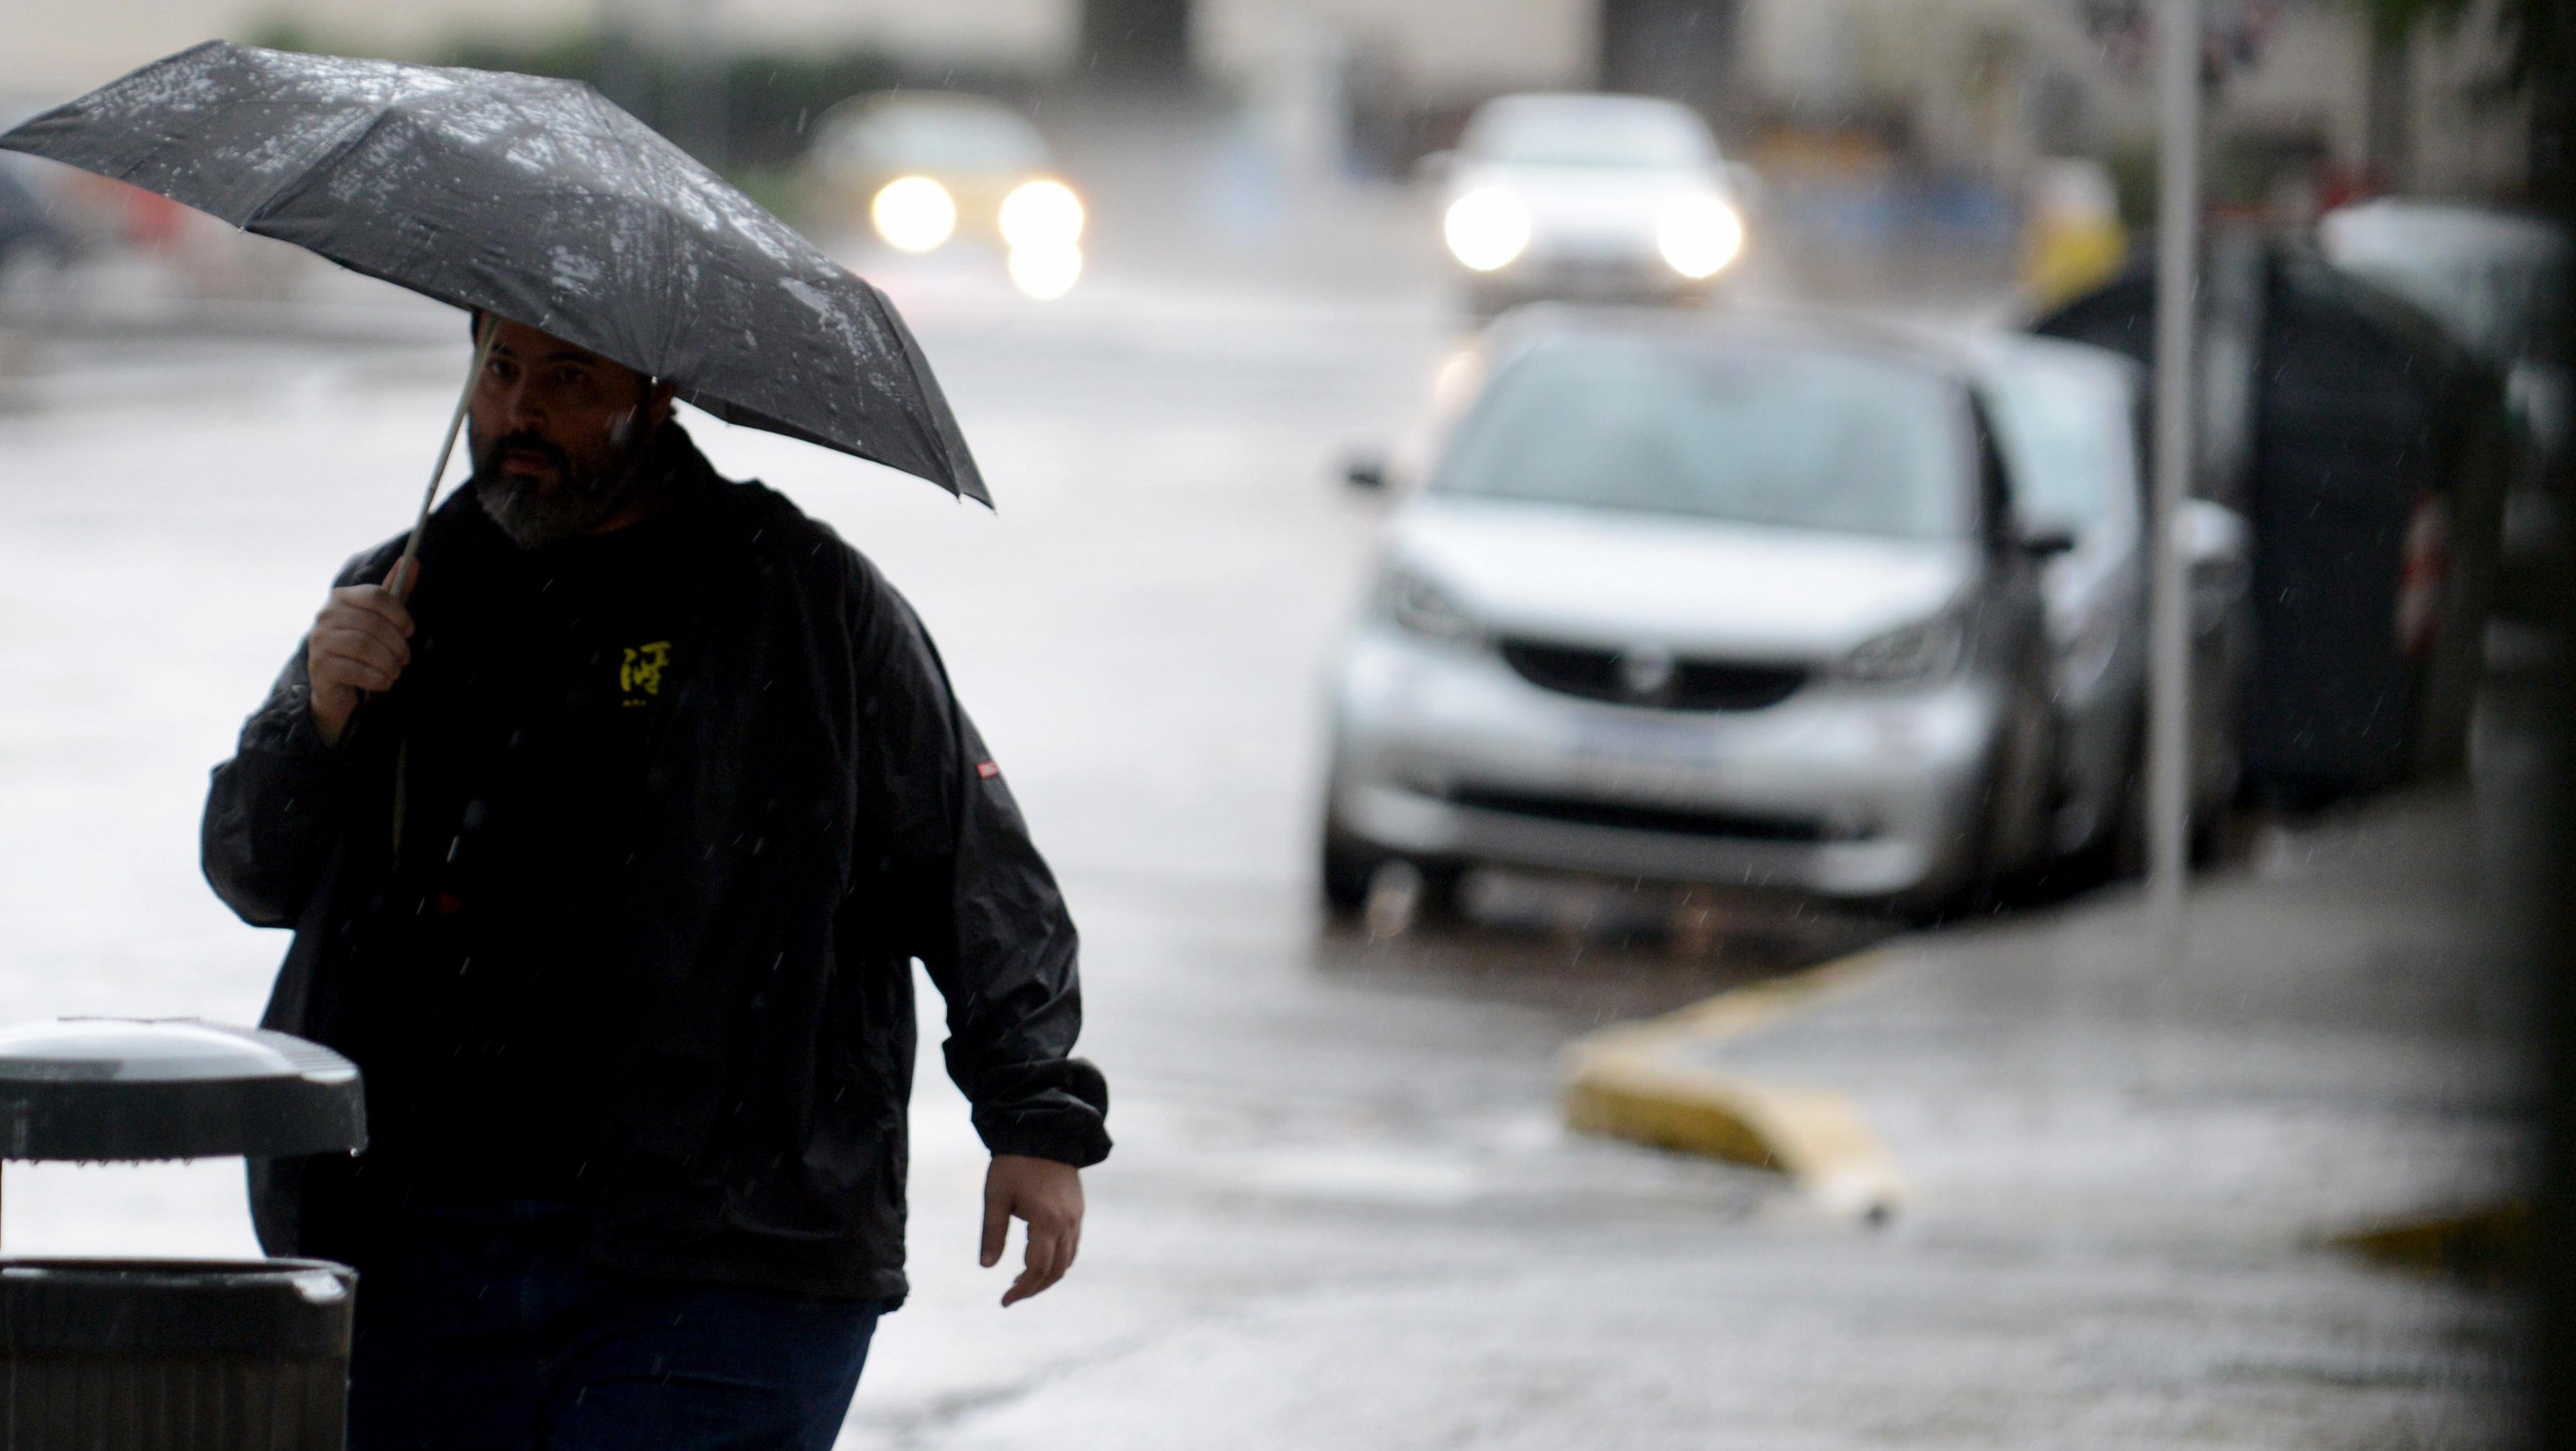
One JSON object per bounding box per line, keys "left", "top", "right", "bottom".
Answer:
{"left": 1981, "top": 355, "right": 2133, "bottom": 533}
{"left": 831, "top": 101, "right": 1049, "bottom": 174}
{"left": 1467, "top": 101, "right": 1715, "bottom": 170}
{"left": 1433, "top": 337, "right": 1968, "bottom": 538}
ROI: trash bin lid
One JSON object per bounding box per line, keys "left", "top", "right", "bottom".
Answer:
{"left": 0, "top": 1257, "right": 356, "bottom": 1359}
{"left": 0, "top": 1020, "right": 364, "bottom": 1162}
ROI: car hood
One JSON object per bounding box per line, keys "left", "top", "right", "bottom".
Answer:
{"left": 1454, "top": 162, "right": 1720, "bottom": 243}
{"left": 1389, "top": 497, "right": 1976, "bottom": 661}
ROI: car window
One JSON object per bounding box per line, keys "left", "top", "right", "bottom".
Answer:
{"left": 829, "top": 102, "right": 1049, "bottom": 174}
{"left": 1432, "top": 338, "right": 1969, "bottom": 539}
{"left": 1981, "top": 357, "right": 2133, "bottom": 532}
{"left": 1465, "top": 101, "right": 1715, "bottom": 170}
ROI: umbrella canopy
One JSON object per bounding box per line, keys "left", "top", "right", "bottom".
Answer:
{"left": 0, "top": 40, "right": 987, "bottom": 502}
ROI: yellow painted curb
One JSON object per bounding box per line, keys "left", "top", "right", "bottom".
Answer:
{"left": 1561, "top": 951, "right": 1906, "bottom": 1218}
{"left": 2327, "top": 1201, "right": 2526, "bottom": 1282}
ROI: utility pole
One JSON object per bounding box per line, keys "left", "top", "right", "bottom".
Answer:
{"left": 2147, "top": 0, "right": 2201, "bottom": 967}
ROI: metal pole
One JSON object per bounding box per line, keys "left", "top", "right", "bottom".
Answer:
{"left": 2147, "top": 0, "right": 2201, "bottom": 963}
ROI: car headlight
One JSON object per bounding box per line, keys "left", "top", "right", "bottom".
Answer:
{"left": 1006, "top": 241, "right": 1083, "bottom": 300}
{"left": 1000, "top": 179, "right": 1085, "bottom": 250}
{"left": 872, "top": 176, "right": 956, "bottom": 253}
{"left": 1841, "top": 612, "right": 1965, "bottom": 684}
{"left": 1444, "top": 188, "right": 1531, "bottom": 273}
{"left": 1656, "top": 194, "right": 1745, "bottom": 279}
{"left": 1381, "top": 566, "right": 1482, "bottom": 644}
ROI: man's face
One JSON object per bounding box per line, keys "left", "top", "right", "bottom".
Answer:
{"left": 467, "top": 318, "right": 670, "bottom": 548}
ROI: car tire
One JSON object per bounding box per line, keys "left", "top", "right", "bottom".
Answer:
{"left": 1999, "top": 674, "right": 2059, "bottom": 874}
{"left": 1917, "top": 676, "right": 2053, "bottom": 922}
{"left": 1412, "top": 860, "right": 1468, "bottom": 923}
{"left": 1320, "top": 823, "right": 1384, "bottom": 919}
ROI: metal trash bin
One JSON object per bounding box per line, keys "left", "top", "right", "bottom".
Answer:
{"left": 0, "top": 1019, "right": 366, "bottom": 1450}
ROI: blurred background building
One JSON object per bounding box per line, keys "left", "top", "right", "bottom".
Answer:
{"left": 3, "top": 0, "right": 2534, "bottom": 194}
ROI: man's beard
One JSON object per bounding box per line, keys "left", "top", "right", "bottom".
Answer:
{"left": 471, "top": 427, "right": 652, "bottom": 550}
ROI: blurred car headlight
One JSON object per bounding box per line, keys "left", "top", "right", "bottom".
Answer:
{"left": 1008, "top": 241, "right": 1083, "bottom": 300}
{"left": 1656, "top": 195, "right": 1745, "bottom": 280}
{"left": 1000, "top": 179, "right": 1085, "bottom": 250}
{"left": 1443, "top": 189, "right": 1531, "bottom": 273}
{"left": 1380, "top": 566, "right": 1482, "bottom": 644}
{"left": 871, "top": 176, "right": 956, "bottom": 253}
{"left": 1840, "top": 612, "right": 1965, "bottom": 684}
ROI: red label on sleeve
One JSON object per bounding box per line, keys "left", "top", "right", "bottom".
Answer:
{"left": 976, "top": 761, "right": 1001, "bottom": 780}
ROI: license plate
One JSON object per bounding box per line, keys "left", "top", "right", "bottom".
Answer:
{"left": 1570, "top": 716, "right": 1720, "bottom": 770}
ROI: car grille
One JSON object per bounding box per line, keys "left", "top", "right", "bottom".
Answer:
{"left": 1498, "top": 638, "right": 1807, "bottom": 712}
{"left": 1446, "top": 786, "right": 1833, "bottom": 844}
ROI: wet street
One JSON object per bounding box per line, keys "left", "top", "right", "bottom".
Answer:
{"left": 0, "top": 256, "right": 2516, "bottom": 1446}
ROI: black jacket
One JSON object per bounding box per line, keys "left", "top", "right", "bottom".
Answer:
{"left": 202, "top": 430, "right": 1108, "bottom": 1301}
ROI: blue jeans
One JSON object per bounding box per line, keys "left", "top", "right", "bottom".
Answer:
{"left": 344, "top": 1200, "right": 888, "bottom": 1450}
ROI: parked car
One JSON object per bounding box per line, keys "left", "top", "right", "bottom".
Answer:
{"left": 1321, "top": 308, "right": 2061, "bottom": 919}
{"left": 0, "top": 158, "right": 67, "bottom": 278}
{"left": 1427, "top": 93, "right": 1754, "bottom": 316}
{"left": 1971, "top": 334, "right": 2253, "bottom": 864}
{"left": 801, "top": 91, "right": 1085, "bottom": 299}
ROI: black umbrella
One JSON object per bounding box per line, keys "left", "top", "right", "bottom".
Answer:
{"left": 0, "top": 40, "right": 988, "bottom": 530}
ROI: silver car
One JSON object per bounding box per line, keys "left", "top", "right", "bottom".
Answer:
{"left": 1430, "top": 93, "right": 1754, "bottom": 315}
{"left": 1973, "top": 334, "right": 2253, "bottom": 865}
{"left": 1323, "top": 310, "right": 2062, "bottom": 917}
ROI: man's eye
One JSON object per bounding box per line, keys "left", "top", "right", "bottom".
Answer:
{"left": 558, "top": 366, "right": 589, "bottom": 385}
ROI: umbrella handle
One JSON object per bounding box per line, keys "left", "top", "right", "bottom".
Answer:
{"left": 376, "top": 314, "right": 493, "bottom": 858}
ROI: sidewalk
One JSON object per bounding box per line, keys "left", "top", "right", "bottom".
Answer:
{"left": 1575, "top": 782, "right": 2529, "bottom": 1250}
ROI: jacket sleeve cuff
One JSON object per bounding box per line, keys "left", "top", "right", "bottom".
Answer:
{"left": 239, "top": 672, "right": 334, "bottom": 762}
{"left": 972, "top": 1108, "right": 1113, "bottom": 1169}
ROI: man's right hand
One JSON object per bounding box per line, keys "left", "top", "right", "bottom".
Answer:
{"left": 305, "top": 563, "right": 418, "bottom": 747}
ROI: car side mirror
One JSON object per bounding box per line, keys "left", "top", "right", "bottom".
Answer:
{"left": 2174, "top": 498, "right": 2253, "bottom": 633}
{"left": 1343, "top": 452, "right": 1389, "bottom": 491}
{"left": 2020, "top": 525, "right": 2080, "bottom": 558}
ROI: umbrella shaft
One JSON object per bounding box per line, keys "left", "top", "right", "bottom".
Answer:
{"left": 377, "top": 316, "right": 489, "bottom": 856}
{"left": 395, "top": 315, "right": 494, "bottom": 591}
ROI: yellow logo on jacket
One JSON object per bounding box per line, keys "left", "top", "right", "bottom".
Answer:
{"left": 620, "top": 640, "right": 672, "bottom": 706}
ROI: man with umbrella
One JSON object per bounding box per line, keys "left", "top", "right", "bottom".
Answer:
{"left": 6, "top": 42, "right": 1109, "bottom": 1450}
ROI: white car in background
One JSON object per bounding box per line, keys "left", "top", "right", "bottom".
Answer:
{"left": 1323, "top": 309, "right": 2063, "bottom": 920}
{"left": 800, "top": 92, "right": 1087, "bottom": 300}
{"left": 1972, "top": 334, "right": 2253, "bottom": 865}
{"left": 1430, "top": 93, "right": 1754, "bottom": 315}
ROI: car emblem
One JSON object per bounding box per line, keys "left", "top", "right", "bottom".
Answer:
{"left": 1617, "top": 643, "right": 1675, "bottom": 699}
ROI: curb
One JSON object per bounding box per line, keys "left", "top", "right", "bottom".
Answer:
{"left": 1561, "top": 951, "right": 1906, "bottom": 1219}
{"left": 2325, "top": 1201, "right": 2527, "bottom": 1282}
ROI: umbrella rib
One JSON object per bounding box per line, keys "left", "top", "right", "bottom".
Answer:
{"left": 242, "top": 103, "right": 410, "bottom": 232}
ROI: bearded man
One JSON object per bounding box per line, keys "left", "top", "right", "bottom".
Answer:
{"left": 202, "top": 314, "right": 1107, "bottom": 1450}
